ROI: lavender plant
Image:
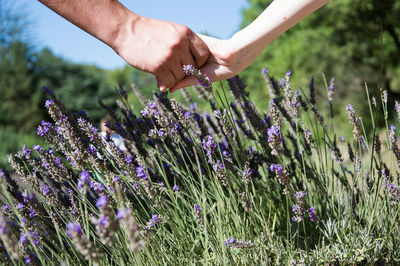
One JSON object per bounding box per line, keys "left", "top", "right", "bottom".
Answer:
{"left": 0, "top": 66, "right": 400, "bottom": 264}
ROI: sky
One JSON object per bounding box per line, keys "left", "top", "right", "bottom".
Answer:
{"left": 14, "top": 0, "right": 248, "bottom": 69}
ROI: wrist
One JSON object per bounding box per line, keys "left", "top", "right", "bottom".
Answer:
{"left": 229, "top": 31, "right": 264, "bottom": 71}
{"left": 110, "top": 10, "right": 141, "bottom": 53}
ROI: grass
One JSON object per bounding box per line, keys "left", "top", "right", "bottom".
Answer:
{"left": 0, "top": 69, "right": 400, "bottom": 264}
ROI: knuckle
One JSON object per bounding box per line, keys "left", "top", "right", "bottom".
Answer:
{"left": 178, "top": 25, "right": 191, "bottom": 36}
{"left": 152, "top": 63, "right": 164, "bottom": 73}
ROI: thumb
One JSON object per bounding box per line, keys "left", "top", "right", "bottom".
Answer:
{"left": 170, "top": 62, "right": 220, "bottom": 93}
{"left": 170, "top": 76, "right": 198, "bottom": 93}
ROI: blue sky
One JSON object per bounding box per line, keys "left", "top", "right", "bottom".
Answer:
{"left": 15, "top": 0, "right": 248, "bottom": 69}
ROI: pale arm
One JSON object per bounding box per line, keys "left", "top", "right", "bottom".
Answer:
{"left": 38, "top": 0, "right": 210, "bottom": 90}
{"left": 171, "top": 0, "right": 330, "bottom": 92}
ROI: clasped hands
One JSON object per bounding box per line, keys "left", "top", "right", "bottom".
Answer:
{"left": 114, "top": 17, "right": 251, "bottom": 93}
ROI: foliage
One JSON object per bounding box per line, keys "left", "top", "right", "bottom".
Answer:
{"left": 240, "top": 0, "right": 400, "bottom": 124}
{"left": 1, "top": 68, "right": 400, "bottom": 264}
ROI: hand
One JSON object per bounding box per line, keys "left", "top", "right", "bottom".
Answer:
{"left": 114, "top": 17, "right": 210, "bottom": 91}
{"left": 170, "top": 35, "right": 249, "bottom": 92}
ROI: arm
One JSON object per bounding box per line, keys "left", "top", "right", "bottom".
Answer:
{"left": 171, "top": 0, "right": 330, "bottom": 92}
{"left": 38, "top": 0, "right": 209, "bottom": 90}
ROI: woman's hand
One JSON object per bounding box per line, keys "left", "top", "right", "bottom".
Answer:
{"left": 170, "top": 35, "right": 247, "bottom": 92}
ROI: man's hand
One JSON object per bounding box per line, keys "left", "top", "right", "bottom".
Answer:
{"left": 115, "top": 17, "right": 209, "bottom": 91}
{"left": 38, "top": 0, "right": 209, "bottom": 91}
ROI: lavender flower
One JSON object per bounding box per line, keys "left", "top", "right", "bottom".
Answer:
{"left": 328, "top": 77, "right": 335, "bottom": 102}
{"left": 0, "top": 213, "right": 22, "bottom": 259}
{"left": 395, "top": 101, "right": 400, "bottom": 120}
{"left": 213, "top": 160, "right": 229, "bottom": 186}
{"left": 78, "top": 170, "right": 91, "bottom": 192}
{"left": 382, "top": 169, "right": 400, "bottom": 206}
{"left": 193, "top": 204, "right": 204, "bottom": 228}
{"left": 267, "top": 125, "right": 283, "bottom": 156}
{"left": 136, "top": 166, "right": 148, "bottom": 180}
{"left": 117, "top": 209, "right": 144, "bottom": 251}
{"left": 242, "top": 162, "right": 253, "bottom": 184}
{"left": 346, "top": 104, "right": 361, "bottom": 141}
{"left": 389, "top": 125, "right": 397, "bottom": 145}
{"left": 183, "top": 65, "right": 212, "bottom": 92}
{"left": 225, "top": 237, "right": 254, "bottom": 248}
{"left": 140, "top": 101, "right": 159, "bottom": 118}
{"left": 240, "top": 192, "right": 251, "bottom": 213}
{"left": 145, "top": 214, "right": 161, "bottom": 230}
{"left": 36, "top": 121, "right": 52, "bottom": 137}
{"left": 67, "top": 222, "right": 100, "bottom": 263}
{"left": 383, "top": 90, "right": 388, "bottom": 104}
{"left": 202, "top": 136, "right": 217, "bottom": 162}
{"left": 96, "top": 195, "right": 108, "bottom": 208}
{"left": 308, "top": 207, "right": 318, "bottom": 222}
{"left": 173, "top": 185, "right": 180, "bottom": 192}
{"left": 292, "top": 191, "right": 306, "bottom": 223}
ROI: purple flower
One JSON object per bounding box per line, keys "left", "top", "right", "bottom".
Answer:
{"left": 136, "top": 166, "right": 147, "bottom": 180}
{"left": 202, "top": 136, "right": 217, "bottom": 158}
{"left": 213, "top": 161, "right": 225, "bottom": 172}
{"left": 67, "top": 222, "right": 82, "bottom": 238}
{"left": 78, "top": 110, "right": 87, "bottom": 117}
{"left": 2, "top": 204, "right": 10, "bottom": 212}
{"left": 96, "top": 195, "right": 108, "bottom": 208}
{"left": 86, "top": 146, "right": 97, "bottom": 155}
{"left": 141, "top": 102, "right": 159, "bottom": 118}
{"left": 78, "top": 170, "right": 91, "bottom": 191}
{"left": 266, "top": 126, "right": 282, "bottom": 143}
{"left": 45, "top": 100, "right": 54, "bottom": 108}
{"left": 125, "top": 155, "right": 133, "bottom": 164}
{"left": 173, "top": 185, "right": 179, "bottom": 192}
{"left": 280, "top": 78, "right": 285, "bottom": 88}
{"left": 22, "top": 146, "right": 32, "bottom": 159}
{"left": 270, "top": 164, "right": 283, "bottom": 174}
{"left": 146, "top": 214, "right": 160, "bottom": 229}
{"left": 16, "top": 202, "right": 24, "bottom": 210}
{"left": 33, "top": 145, "right": 43, "bottom": 152}
{"left": 183, "top": 65, "right": 212, "bottom": 91}
{"left": 41, "top": 185, "right": 50, "bottom": 196}
{"left": 308, "top": 207, "right": 317, "bottom": 222}
{"left": 262, "top": 68, "right": 268, "bottom": 74}
{"left": 389, "top": 125, "right": 397, "bottom": 144}
{"left": 29, "top": 209, "right": 36, "bottom": 218}
{"left": 295, "top": 191, "right": 306, "bottom": 199}
{"left": 43, "top": 86, "right": 54, "bottom": 96}
{"left": 91, "top": 182, "right": 104, "bottom": 193}
{"left": 346, "top": 104, "right": 354, "bottom": 112}
{"left": 243, "top": 168, "right": 253, "bottom": 178}
{"left": 194, "top": 205, "right": 201, "bottom": 213}
{"left": 117, "top": 208, "right": 130, "bottom": 220}
{"left": 225, "top": 237, "right": 236, "bottom": 247}
{"left": 151, "top": 214, "right": 158, "bottom": 222}
{"left": 19, "top": 233, "right": 28, "bottom": 245}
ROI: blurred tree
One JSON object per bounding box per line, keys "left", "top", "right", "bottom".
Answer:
{"left": 240, "top": 0, "right": 400, "bottom": 123}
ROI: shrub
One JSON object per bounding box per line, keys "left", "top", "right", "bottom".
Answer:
{"left": 1, "top": 67, "right": 400, "bottom": 264}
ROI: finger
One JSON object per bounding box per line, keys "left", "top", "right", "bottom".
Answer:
{"left": 189, "top": 34, "right": 210, "bottom": 68}
{"left": 170, "top": 76, "right": 197, "bottom": 93}
{"left": 179, "top": 49, "right": 196, "bottom": 74}
{"left": 171, "top": 62, "right": 222, "bottom": 93}
{"left": 156, "top": 69, "right": 176, "bottom": 90}
{"left": 169, "top": 61, "right": 186, "bottom": 84}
